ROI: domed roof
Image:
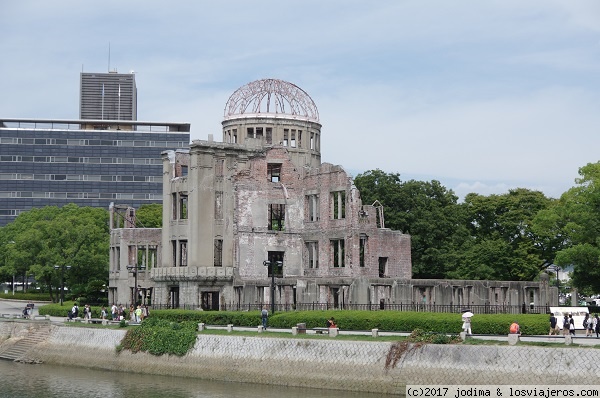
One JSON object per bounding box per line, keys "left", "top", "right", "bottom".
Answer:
{"left": 224, "top": 78, "right": 319, "bottom": 122}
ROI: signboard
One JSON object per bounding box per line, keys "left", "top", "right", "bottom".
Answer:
{"left": 549, "top": 306, "right": 589, "bottom": 329}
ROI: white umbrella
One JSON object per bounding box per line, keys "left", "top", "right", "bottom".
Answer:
{"left": 462, "top": 311, "right": 474, "bottom": 318}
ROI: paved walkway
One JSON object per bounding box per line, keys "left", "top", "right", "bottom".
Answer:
{"left": 2, "top": 299, "right": 599, "bottom": 346}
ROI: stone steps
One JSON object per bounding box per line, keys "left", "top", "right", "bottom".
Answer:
{"left": 0, "top": 324, "right": 52, "bottom": 362}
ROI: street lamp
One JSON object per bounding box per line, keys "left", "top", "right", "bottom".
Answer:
{"left": 53, "top": 265, "right": 72, "bottom": 306}
{"left": 263, "top": 260, "right": 283, "bottom": 314}
{"left": 127, "top": 265, "right": 146, "bottom": 306}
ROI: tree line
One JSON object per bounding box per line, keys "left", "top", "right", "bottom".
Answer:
{"left": 354, "top": 162, "right": 600, "bottom": 295}
{"left": 2, "top": 161, "right": 600, "bottom": 302}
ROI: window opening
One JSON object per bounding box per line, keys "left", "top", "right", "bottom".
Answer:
{"left": 360, "top": 235, "right": 367, "bottom": 267}
{"left": 268, "top": 204, "right": 285, "bottom": 231}
{"left": 267, "top": 163, "right": 281, "bottom": 183}
{"left": 214, "top": 239, "right": 223, "bottom": 267}
{"left": 331, "top": 239, "right": 345, "bottom": 267}
{"left": 306, "top": 241, "right": 319, "bottom": 269}
{"left": 378, "top": 257, "right": 388, "bottom": 278}
{"left": 331, "top": 191, "right": 346, "bottom": 219}
{"left": 179, "top": 240, "right": 188, "bottom": 266}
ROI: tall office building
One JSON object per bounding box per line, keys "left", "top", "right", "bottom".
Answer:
{"left": 80, "top": 71, "right": 137, "bottom": 121}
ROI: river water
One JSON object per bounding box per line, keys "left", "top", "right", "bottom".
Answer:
{"left": 0, "top": 360, "right": 388, "bottom": 398}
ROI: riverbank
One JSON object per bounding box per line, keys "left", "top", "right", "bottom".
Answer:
{"left": 1, "top": 320, "right": 600, "bottom": 395}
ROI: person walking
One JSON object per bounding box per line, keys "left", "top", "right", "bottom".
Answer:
{"left": 135, "top": 305, "right": 142, "bottom": 323}
{"left": 549, "top": 313, "right": 558, "bottom": 335}
{"left": 261, "top": 307, "right": 268, "bottom": 330}
{"left": 584, "top": 313, "right": 592, "bottom": 337}
{"left": 562, "top": 315, "right": 570, "bottom": 336}
{"left": 568, "top": 314, "right": 576, "bottom": 336}
{"left": 595, "top": 314, "right": 600, "bottom": 338}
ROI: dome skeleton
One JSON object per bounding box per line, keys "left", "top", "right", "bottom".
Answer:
{"left": 224, "top": 78, "right": 319, "bottom": 122}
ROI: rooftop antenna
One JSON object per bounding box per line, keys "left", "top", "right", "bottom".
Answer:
{"left": 108, "top": 42, "right": 111, "bottom": 72}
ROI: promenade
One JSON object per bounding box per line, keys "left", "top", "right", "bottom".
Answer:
{"left": 1, "top": 298, "right": 599, "bottom": 346}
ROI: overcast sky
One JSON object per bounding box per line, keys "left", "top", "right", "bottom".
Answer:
{"left": 2, "top": 1, "right": 599, "bottom": 201}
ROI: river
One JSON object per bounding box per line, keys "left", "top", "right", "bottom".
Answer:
{"left": 0, "top": 360, "right": 388, "bottom": 398}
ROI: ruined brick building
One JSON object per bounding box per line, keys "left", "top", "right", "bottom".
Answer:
{"left": 109, "top": 79, "right": 555, "bottom": 311}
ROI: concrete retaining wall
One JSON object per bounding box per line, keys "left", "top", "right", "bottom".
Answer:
{"left": 1, "top": 322, "right": 599, "bottom": 395}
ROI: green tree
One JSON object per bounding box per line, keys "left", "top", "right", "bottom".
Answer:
{"left": 354, "top": 169, "right": 465, "bottom": 278}
{"left": 0, "top": 204, "right": 109, "bottom": 303}
{"left": 136, "top": 203, "right": 163, "bottom": 228}
{"left": 552, "top": 162, "right": 600, "bottom": 293}
{"left": 452, "top": 189, "right": 553, "bottom": 281}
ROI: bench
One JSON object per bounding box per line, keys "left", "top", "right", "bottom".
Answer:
{"left": 86, "top": 318, "right": 104, "bottom": 324}
{"left": 293, "top": 326, "right": 338, "bottom": 337}
{"left": 33, "top": 315, "right": 49, "bottom": 321}
{"left": 312, "top": 327, "right": 330, "bottom": 335}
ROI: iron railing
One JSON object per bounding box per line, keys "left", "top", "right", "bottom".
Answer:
{"left": 148, "top": 302, "right": 552, "bottom": 314}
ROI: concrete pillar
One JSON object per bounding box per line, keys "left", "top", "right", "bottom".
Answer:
{"left": 564, "top": 335, "right": 572, "bottom": 346}
{"left": 227, "top": 324, "right": 233, "bottom": 332}
{"left": 507, "top": 334, "right": 519, "bottom": 345}
{"left": 460, "top": 331, "right": 467, "bottom": 341}
{"left": 372, "top": 328, "right": 379, "bottom": 338}
{"left": 258, "top": 325, "right": 264, "bottom": 333}
{"left": 292, "top": 327, "right": 298, "bottom": 336}
{"left": 329, "top": 328, "right": 339, "bottom": 337}
{"left": 198, "top": 323, "right": 205, "bottom": 331}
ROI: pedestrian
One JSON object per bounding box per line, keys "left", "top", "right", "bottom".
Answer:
{"left": 549, "top": 313, "right": 558, "bottom": 335}
{"left": 568, "top": 314, "right": 576, "bottom": 336}
{"left": 584, "top": 313, "right": 592, "bottom": 337}
{"left": 261, "top": 307, "right": 268, "bottom": 330}
{"left": 595, "top": 314, "right": 600, "bottom": 338}
{"left": 111, "top": 303, "right": 117, "bottom": 320}
{"left": 135, "top": 305, "right": 142, "bottom": 323}
{"left": 590, "top": 313, "right": 597, "bottom": 338}
{"left": 461, "top": 312, "right": 472, "bottom": 335}
{"left": 509, "top": 321, "right": 520, "bottom": 335}
{"left": 83, "top": 304, "right": 91, "bottom": 320}
{"left": 101, "top": 306, "right": 107, "bottom": 320}
{"left": 71, "top": 303, "right": 79, "bottom": 319}
{"left": 129, "top": 304, "right": 136, "bottom": 322}
{"left": 562, "top": 315, "right": 570, "bottom": 336}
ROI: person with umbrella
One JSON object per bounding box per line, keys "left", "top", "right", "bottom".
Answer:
{"left": 462, "top": 310, "right": 473, "bottom": 334}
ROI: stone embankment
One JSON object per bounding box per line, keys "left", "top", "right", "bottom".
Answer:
{"left": 0, "top": 320, "right": 598, "bottom": 395}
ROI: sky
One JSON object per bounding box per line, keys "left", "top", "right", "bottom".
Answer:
{"left": 2, "top": 1, "right": 600, "bottom": 201}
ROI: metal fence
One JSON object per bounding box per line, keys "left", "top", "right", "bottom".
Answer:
{"left": 149, "top": 302, "right": 552, "bottom": 314}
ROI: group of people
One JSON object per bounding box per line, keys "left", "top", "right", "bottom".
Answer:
{"left": 109, "top": 303, "right": 149, "bottom": 322}
{"left": 548, "top": 312, "right": 600, "bottom": 337}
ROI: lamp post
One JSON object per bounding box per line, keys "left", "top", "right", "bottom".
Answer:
{"left": 127, "top": 265, "right": 145, "bottom": 306}
{"left": 263, "top": 260, "right": 283, "bottom": 314}
{"left": 53, "top": 265, "right": 71, "bottom": 306}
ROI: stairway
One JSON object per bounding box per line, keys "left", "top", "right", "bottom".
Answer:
{"left": 0, "top": 324, "right": 52, "bottom": 362}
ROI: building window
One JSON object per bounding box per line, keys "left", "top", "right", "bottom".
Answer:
{"left": 171, "top": 240, "right": 177, "bottom": 267}
{"left": 290, "top": 130, "right": 296, "bottom": 148}
{"left": 214, "top": 239, "right": 223, "bottom": 267}
{"left": 306, "top": 194, "right": 319, "bottom": 222}
{"left": 267, "top": 251, "right": 284, "bottom": 277}
{"left": 266, "top": 128, "right": 272, "bottom": 144}
{"left": 331, "top": 191, "right": 346, "bottom": 219}
{"left": 181, "top": 165, "right": 188, "bottom": 177}
{"left": 379, "top": 257, "right": 388, "bottom": 277}
{"left": 215, "top": 191, "right": 223, "bottom": 220}
{"left": 283, "top": 129, "right": 288, "bottom": 146}
{"left": 360, "top": 235, "right": 367, "bottom": 267}
{"left": 331, "top": 239, "right": 345, "bottom": 268}
{"left": 267, "top": 163, "right": 281, "bottom": 183}
{"left": 215, "top": 159, "right": 224, "bottom": 177}
{"left": 268, "top": 204, "right": 285, "bottom": 231}
{"left": 148, "top": 245, "right": 157, "bottom": 270}
{"left": 247, "top": 127, "right": 254, "bottom": 138}
{"left": 172, "top": 193, "right": 177, "bottom": 219}
{"left": 306, "top": 241, "right": 318, "bottom": 269}
{"left": 180, "top": 240, "right": 188, "bottom": 267}
{"left": 179, "top": 194, "right": 188, "bottom": 219}
{"left": 256, "top": 127, "right": 263, "bottom": 137}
